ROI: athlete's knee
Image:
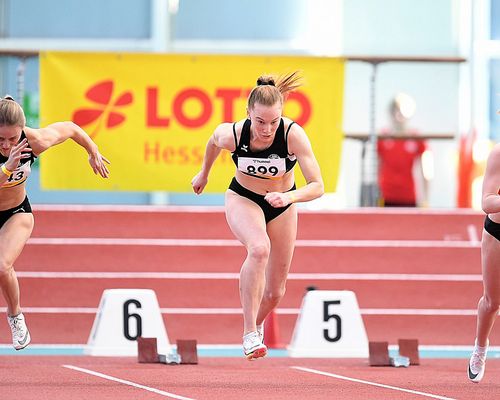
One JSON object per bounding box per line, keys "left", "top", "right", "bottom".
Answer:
{"left": 247, "top": 242, "right": 270, "bottom": 264}
{"left": 0, "top": 259, "right": 14, "bottom": 277}
{"left": 480, "top": 295, "right": 500, "bottom": 314}
{"left": 264, "top": 286, "right": 286, "bottom": 305}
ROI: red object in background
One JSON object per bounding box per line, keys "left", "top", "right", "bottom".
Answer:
{"left": 457, "top": 130, "right": 476, "bottom": 208}
{"left": 377, "top": 133, "right": 427, "bottom": 205}
{"left": 264, "top": 310, "right": 285, "bottom": 349}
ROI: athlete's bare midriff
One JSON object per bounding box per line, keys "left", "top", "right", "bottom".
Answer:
{"left": 234, "top": 169, "right": 295, "bottom": 196}
{"left": 0, "top": 184, "right": 27, "bottom": 210}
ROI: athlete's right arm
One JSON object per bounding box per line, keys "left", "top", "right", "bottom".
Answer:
{"left": 0, "top": 138, "right": 31, "bottom": 186}
{"left": 191, "top": 123, "right": 234, "bottom": 194}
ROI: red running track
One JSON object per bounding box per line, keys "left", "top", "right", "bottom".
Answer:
{"left": 1, "top": 356, "right": 499, "bottom": 400}
{"left": 30, "top": 205, "right": 483, "bottom": 240}
{"left": 0, "top": 206, "right": 495, "bottom": 347}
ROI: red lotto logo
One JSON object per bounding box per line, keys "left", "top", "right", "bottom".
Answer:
{"left": 72, "top": 80, "right": 133, "bottom": 138}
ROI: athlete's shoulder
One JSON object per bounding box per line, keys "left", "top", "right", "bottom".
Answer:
{"left": 282, "top": 117, "right": 305, "bottom": 137}
{"left": 213, "top": 122, "right": 238, "bottom": 150}
{"left": 23, "top": 126, "right": 38, "bottom": 140}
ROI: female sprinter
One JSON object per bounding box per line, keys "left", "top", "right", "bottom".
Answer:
{"left": 468, "top": 142, "right": 500, "bottom": 382}
{"left": 0, "top": 96, "right": 109, "bottom": 350}
{"left": 191, "top": 72, "right": 324, "bottom": 359}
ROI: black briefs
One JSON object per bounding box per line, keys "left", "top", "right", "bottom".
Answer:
{"left": 0, "top": 196, "right": 32, "bottom": 229}
{"left": 484, "top": 215, "right": 500, "bottom": 241}
{"left": 228, "top": 177, "right": 296, "bottom": 224}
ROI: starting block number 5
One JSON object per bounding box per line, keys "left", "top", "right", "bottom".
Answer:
{"left": 86, "top": 289, "right": 171, "bottom": 356}
{"left": 288, "top": 290, "right": 369, "bottom": 358}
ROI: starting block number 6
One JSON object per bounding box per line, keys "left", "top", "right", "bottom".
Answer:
{"left": 288, "top": 290, "right": 368, "bottom": 358}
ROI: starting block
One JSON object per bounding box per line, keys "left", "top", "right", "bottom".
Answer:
{"left": 176, "top": 339, "right": 198, "bottom": 365}
{"left": 398, "top": 338, "right": 420, "bottom": 365}
{"left": 368, "top": 341, "right": 390, "bottom": 366}
{"left": 159, "top": 352, "right": 181, "bottom": 365}
{"left": 138, "top": 337, "right": 198, "bottom": 365}
{"left": 369, "top": 339, "right": 420, "bottom": 367}
{"left": 137, "top": 337, "right": 159, "bottom": 363}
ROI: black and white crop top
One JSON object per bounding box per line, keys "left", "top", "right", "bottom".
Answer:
{"left": 231, "top": 118, "right": 297, "bottom": 179}
{"left": 0, "top": 131, "right": 37, "bottom": 188}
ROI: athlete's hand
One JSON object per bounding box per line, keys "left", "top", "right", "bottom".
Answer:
{"left": 5, "top": 138, "right": 31, "bottom": 171}
{"left": 192, "top": 171, "right": 208, "bottom": 194}
{"left": 264, "top": 191, "right": 294, "bottom": 208}
{"left": 88, "top": 150, "right": 110, "bottom": 178}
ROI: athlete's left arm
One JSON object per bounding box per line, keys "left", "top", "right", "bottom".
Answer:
{"left": 26, "top": 122, "right": 110, "bottom": 178}
{"left": 265, "top": 124, "right": 324, "bottom": 207}
{"left": 287, "top": 124, "right": 324, "bottom": 203}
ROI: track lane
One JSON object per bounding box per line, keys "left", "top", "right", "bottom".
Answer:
{"left": 16, "top": 244, "right": 481, "bottom": 274}
{"left": 0, "top": 313, "right": 497, "bottom": 345}
{"left": 31, "top": 207, "right": 483, "bottom": 241}
{"left": 15, "top": 278, "right": 482, "bottom": 309}
{"left": 3, "top": 356, "right": 498, "bottom": 400}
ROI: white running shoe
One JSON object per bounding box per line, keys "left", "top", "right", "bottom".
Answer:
{"left": 257, "top": 323, "right": 264, "bottom": 343}
{"left": 7, "top": 313, "right": 31, "bottom": 350}
{"left": 243, "top": 331, "right": 267, "bottom": 360}
{"left": 468, "top": 340, "right": 488, "bottom": 383}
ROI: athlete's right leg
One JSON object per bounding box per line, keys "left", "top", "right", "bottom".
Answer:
{"left": 225, "top": 190, "right": 269, "bottom": 336}
{"left": 0, "top": 213, "right": 34, "bottom": 350}
{"left": 476, "top": 230, "right": 500, "bottom": 346}
{"left": 469, "top": 230, "right": 500, "bottom": 382}
{"left": 0, "top": 213, "right": 34, "bottom": 316}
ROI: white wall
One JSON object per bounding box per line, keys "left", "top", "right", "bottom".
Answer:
{"left": 336, "top": 0, "right": 463, "bottom": 208}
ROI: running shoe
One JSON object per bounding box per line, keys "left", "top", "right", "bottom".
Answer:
{"left": 243, "top": 331, "right": 267, "bottom": 360}
{"left": 468, "top": 340, "right": 488, "bottom": 383}
{"left": 257, "top": 322, "right": 264, "bottom": 343}
{"left": 7, "top": 313, "right": 31, "bottom": 350}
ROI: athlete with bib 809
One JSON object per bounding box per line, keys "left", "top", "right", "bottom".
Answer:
{"left": 0, "top": 96, "right": 110, "bottom": 350}
{"left": 191, "top": 72, "right": 324, "bottom": 360}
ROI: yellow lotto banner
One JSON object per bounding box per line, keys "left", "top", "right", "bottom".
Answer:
{"left": 40, "top": 52, "right": 344, "bottom": 192}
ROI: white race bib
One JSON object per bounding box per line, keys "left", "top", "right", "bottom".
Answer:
{"left": 238, "top": 156, "right": 286, "bottom": 178}
{"left": 1, "top": 162, "right": 31, "bottom": 188}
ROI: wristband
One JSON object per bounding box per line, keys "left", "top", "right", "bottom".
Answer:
{"left": 289, "top": 193, "right": 297, "bottom": 203}
{"left": 1, "top": 164, "right": 13, "bottom": 177}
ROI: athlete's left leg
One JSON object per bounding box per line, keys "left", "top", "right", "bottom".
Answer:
{"left": 256, "top": 204, "right": 297, "bottom": 327}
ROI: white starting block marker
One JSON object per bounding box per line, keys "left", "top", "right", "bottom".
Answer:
{"left": 85, "top": 289, "right": 171, "bottom": 356}
{"left": 288, "top": 290, "right": 368, "bottom": 358}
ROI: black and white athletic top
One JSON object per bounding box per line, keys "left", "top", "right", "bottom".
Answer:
{"left": 0, "top": 131, "right": 37, "bottom": 188}
{"left": 231, "top": 118, "right": 297, "bottom": 179}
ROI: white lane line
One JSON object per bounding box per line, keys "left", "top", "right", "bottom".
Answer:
{"left": 15, "top": 271, "right": 483, "bottom": 281}
{"left": 32, "top": 204, "right": 482, "bottom": 216}
{"left": 34, "top": 204, "right": 226, "bottom": 213}
{"left": 467, "top": 224, "right": 480, "bottom": 243}
{"left": 360, "top": 308, "right": 477, "bottom": 316}
{"left": 26, "top": 237, "right": 480, "bottom": 248}
{"left": 291, "top": 366, "right": 456, "bottom": 400}
{"left": 0, "top": 307, "right": 477, "bottom": 316}
{"left": 62, "top": 364, "right": 196, "bottom": 400}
